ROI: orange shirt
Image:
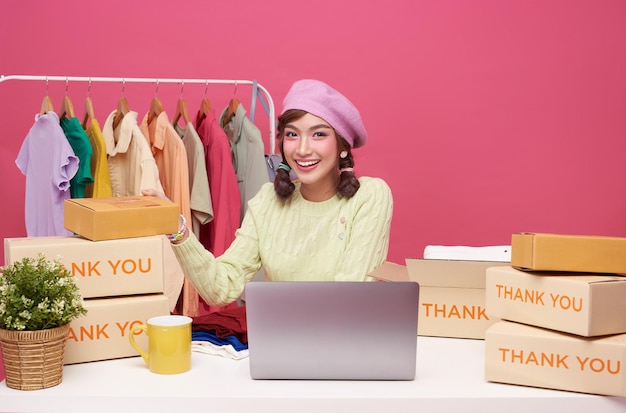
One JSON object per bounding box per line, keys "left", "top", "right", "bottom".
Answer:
{"left": 140, "top": 111, "right": 191, "bottom": 223}
{"left": 140, "top": 111, "right": 196, "bottom": 315}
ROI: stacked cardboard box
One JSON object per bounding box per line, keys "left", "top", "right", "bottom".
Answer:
{"left": 3, "top": 196, "right": 178, "bottom": 365}
{"left": 484, "top": 232, "right": 626, "bottom": 397}
{"left": 370, "top": 259, "right": 509, "bottom": 339}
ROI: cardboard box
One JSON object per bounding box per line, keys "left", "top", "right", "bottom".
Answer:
{"left": 485, "top": 320, "right": 626, "bottom": 397}
{"left": 370, "top": 259, "right": 508, "bottom": 339}
{"left": 406, "top": 258, "right": 508, "bottom": 289}
{"left": 416, "top": 286, "right": 495, "bottom": 339}
{"left": 64, "top": 294, "right": 170, "bottom": 365}
{"left": 64, "top": 195, "right": 179, "bottom": 241}
{"left": 4, "top": 236, "right": 165, "bottom": 299}
{"left": 486, "top": 266, "right": 626, "bottom": 337}
{"left": 511, "top": 232, "right": 626, "bottom": 274}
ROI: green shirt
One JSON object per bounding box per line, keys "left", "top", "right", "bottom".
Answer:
{"left": 60, "top": 116, "right": 94, "bottom": 198}
{"left": 172, "top": 177, "right": 393, "bottom": 306}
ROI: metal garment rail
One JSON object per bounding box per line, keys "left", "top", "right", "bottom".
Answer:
{"left": 0, "top": 74, "right": 276, "bottom": 153}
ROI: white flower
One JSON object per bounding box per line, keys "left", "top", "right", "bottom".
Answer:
{"left": 0, "top": 254, "right": 87, "bottom": 330}
{"left": 20, "top": 295, "right": 33, "bottom": 307}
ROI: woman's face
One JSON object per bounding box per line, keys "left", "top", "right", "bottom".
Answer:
{"left": 282, "top": 112, "right": 339, "bottom": 200}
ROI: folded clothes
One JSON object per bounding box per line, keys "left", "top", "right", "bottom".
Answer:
{"left": 192, "top": 305, "right": 247, "bottom": 343}
{"left": 192, "top": 341, "right": 249, "bottom": 360}
{"left": 423, "top": 245, "right": 511, "bottom": 262}
{"left": 192, "top": 330, "right": 248, "bottom": 352}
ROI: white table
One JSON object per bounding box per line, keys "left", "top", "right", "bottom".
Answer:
{"left": 1, "top": 336, "right": 625, "bottom": 413}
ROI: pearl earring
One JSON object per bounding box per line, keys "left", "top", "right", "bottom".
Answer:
{"left": 340, "top": 151, "right": 348, "bottom": 159}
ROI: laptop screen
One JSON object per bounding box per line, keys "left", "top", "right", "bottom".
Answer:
{"left": 244, "top": 281, "right": 419, "bottom": 380}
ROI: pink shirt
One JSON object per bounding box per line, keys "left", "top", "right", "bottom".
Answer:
{"left": 15, "top": 112, "right": 79, "bottom": 236}
{"left": 195, "top": 109, "right": 241, "bottom": 315}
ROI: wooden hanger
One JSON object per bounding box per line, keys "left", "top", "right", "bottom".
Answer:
{"left": 39, "top": 95, "right": 54, "bottom": 115}
{"left": 196, "top": 81, "right": 212, "bottom": 126}
{"left": 147, "top": 96, "right": 163, "bottom": 125}
{"left": 222, "top": 97, "right": 240, "bottom": 127}
{"left": 112, "top": 96, "right": 129, "bottom": 130}
{"left": 195, "top": 97, "right": 212, "bottom": 126}
{"left": 59, "top": 95, "right": 75, "bottom": 119}
{"left": 58, "top": 77, "right": 75, "bottom": 119}
{"left": 82, "top": 96, "right": 96, "bottom": 129}
{"left": 173, "top": 97, "right": 190, "bottom": 126}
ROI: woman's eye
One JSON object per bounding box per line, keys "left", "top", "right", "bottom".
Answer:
{"left": 284, "top": 131, "right": 298, "bottom": 139}
{"left": 312, "top": 132, "right": 328, "bottom": 139}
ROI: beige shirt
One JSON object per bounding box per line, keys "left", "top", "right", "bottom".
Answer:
{"left": 173, "top": 122, "right": 213, "bottom": 236}
{"left": 102, "top": 110, "right": 163, "bottom": 196}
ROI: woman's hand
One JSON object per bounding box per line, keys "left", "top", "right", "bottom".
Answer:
{"left": 141, "top": 188, "right": 170, "bottom": 202}
{"left": 142, "top": 189, "right": 188, "bottom": 243}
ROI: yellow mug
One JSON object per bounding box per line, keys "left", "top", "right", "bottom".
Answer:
{"left": 129, "top": 315, "right": 192, "bottom": 374}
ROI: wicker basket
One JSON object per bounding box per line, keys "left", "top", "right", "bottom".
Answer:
{"left": 0, "top": 324, "right": 70, "bottom": 390}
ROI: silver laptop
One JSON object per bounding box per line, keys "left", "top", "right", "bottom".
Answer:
{"left": 244, "top": 281, "right": 419, "bottom": 380}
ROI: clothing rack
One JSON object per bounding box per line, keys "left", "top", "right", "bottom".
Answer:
{"left": 0, "top": 74, "right": 276, "bottom": 154}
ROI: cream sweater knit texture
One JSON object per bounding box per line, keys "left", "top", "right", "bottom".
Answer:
{"left": 172, "top": 177, "right": 393, "bottom": 306}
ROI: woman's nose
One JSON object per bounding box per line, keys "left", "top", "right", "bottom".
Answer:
{"left": 296, "top": 136, "right": 311, "bottom": 155}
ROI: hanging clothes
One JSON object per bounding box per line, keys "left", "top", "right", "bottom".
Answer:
{"left": 101, "top": 110, "right": 163, "bottom": 196}
{"left": 195, "top": 108, "right": 241, "bottom": 316}
{"left": 82, "top": 117, "right": 113, "bottom": 198}
{"left": 60, "top": 116, "right": 94, "bottom": 199}
{"left": 219, "top": 103, "right": 269, "bottom": 221}
{"left": 248, "top": 80, "right": 292, "bottom": 183}
{"left": 173, "top": 122, "right": 214, "bottom": 236}
{"left": 140, "top": 111, "right": 195, "bottom": 315}
{"left": 139, "top": 111, "right": 192, "bottom": 224}
{"left": 15, "top": 112, "right": 79, "bottom": 236}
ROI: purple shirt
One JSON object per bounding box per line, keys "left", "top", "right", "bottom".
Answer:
{"left": 15, "top": 112, "right": 79, "bottom": 236}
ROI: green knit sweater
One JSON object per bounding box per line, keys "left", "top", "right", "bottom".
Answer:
{"left": 171, "top": 177, "right": 393, "bottom": 306}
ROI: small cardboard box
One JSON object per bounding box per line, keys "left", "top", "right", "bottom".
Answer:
{"left": 511, "top": 232, "right": 626, "bottom": 274}
{"left": 486, "top": 266, "right": 626, "bottom": 337}
{"left": 64, "top": 294, "right": 170, "bottom": 365}
{"left": 4, "top": 236, "right": 165, "bottom": 299}
{"left": 64, "top": 195, "right": 179, "bottom": 241}
{"left": 485, "top": 320, "right": 626, "bottom": 397}
{"left": 370, "top": 259, "right": 508, "bottom": 339}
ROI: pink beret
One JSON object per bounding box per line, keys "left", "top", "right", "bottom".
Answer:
{"left": 281, "top": 79, "right": 368, "bottom": 148}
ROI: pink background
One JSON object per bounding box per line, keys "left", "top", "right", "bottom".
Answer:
{"left": 1, "top": 0, "right": 625, "bottom": 263}
{"left": 0, "top": 2, "right": 625, "bottom": 378}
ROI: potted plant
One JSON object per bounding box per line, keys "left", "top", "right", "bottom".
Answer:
{"left": 0, "top": 253, "right": 87, "bottom": 390}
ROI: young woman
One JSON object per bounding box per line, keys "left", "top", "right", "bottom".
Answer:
{"left": 143, "top": 79, "right": 393, "bottom": 306}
